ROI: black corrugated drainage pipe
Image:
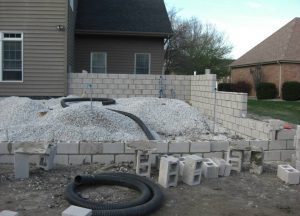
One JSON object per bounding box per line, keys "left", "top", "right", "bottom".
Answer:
{"left": 65, "top": 173, "right": 164, "bottom": 216}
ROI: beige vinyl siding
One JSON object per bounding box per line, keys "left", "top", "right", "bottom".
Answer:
{"left": 0, "top": 0, "right": 68, "bottom": 96}
{"left": 74, "top": 36, "right": 164, "bottom": 74}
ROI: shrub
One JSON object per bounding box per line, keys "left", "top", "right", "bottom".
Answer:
{"left": 233, "top": 81, "right": 252, "bottom": 94}
{"left": 256, "top": 82, "right": 277, "bottom": 99}
{"left": 218, "top": 83, "right": 235, "bottom": 92}
{"left": 282, "top": 81, "right": 300, "bottom": 101}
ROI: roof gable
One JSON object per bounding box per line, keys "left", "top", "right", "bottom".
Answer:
{"left": 76, "top": 0, "right": 172, "bottom": 37}
{"left": 231, "top": 18, "right": 300, "bottom": 67}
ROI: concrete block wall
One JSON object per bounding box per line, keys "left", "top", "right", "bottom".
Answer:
{"left": 68, "top": 73, "right": 191, "bottom": 101}
{"left": 0, "top": 140, "right": 295, "bottom": 165}
{"left": 190, "top": 74, "right": 273, "bottom": 140}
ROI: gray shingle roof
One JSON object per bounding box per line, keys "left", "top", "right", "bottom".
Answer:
{"left": 231, "top": 17, "right": 300, "bottom": 67}
{"left": 76, "top": 0, "right": 172, "bottom": 37}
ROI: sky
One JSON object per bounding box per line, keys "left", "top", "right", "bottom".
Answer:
{"left": 164, "top": 0, "right": 300, "bottom": 59}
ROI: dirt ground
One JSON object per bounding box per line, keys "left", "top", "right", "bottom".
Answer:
{"left": 0, "top": 163, "right": 299, "bottom": 216}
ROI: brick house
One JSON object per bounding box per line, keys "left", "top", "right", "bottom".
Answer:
{"left": 230, "top": 17, "right": 300, "bottom": 97}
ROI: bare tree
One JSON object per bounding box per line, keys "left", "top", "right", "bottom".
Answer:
{"left": 250, "top": 64, "right": 264, "bottom": 86}
{"left": 165, "top": 9, "right": 233, "bottom": 77}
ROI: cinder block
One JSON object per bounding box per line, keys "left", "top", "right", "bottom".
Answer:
{"left": 79, "top": 141, "right": 103, "bottom": 154}
{"left": 264, "top": 151, "right": 281, "bottom": 161}
{"left": 168, "top": 141, "right": 189, "bottom": 153}
{"left": 277, "top": 164, "right": 300, "bottom": 185}
{"left": 115, "top": 154, "right": 135, "bottom": 163}
{"left": 250, "top": 140, "right": 268, "bottom": 151}
{"left": 103, "top": 142, "right": 124, "bottom": 153}
{"left": 203, "top": 152, "right": 223, "bottom": 159}
{"left": 268, "top": 119, "right": 283, "bottom": 131}
{"left": 182, "top": 155, "right": 202, "bottom": 186}
{"left": 38, "top": 144, "right": 57, "bottom": 171}
{"left": 158, "top": 156, "right": 179, "bottom": 188}
{"left": 14, "top": 153, "right": 30, "bottom": 179}
{"left": 190, "top": 141, "right": 211, "bottom": 153}
{"left": 69, "top": 155, "right": 91, "bottom": 165}
{"left": 54, "top": 155, "right": 69, "bottom": 165}
{"left": 57, "top": 142, "right": 79, "bottom": 154}
{"left": 226, "top": 148, "right": 243, "bottom": 172}
{"left": 0, "top": 142, "right": 11, "bottom": 154}
{"left": 62, "top": 205, "right": 92, "bottom": 216}
{"left": 0, "top": 155, "right": 14, "bottom": 164}
{"left": 202, "top": 158, "right": 218, "bottom": 178}
{"left": 269, "top": 140, "right": 286, "bottom": 150}
{"left": 230, "top": 140, "right": 250, "bottom": 149}
{"left": 155, "top": 154, "right": 168, "bottom": 170}
{"left": 277, "top": 129, "right": 296, "bottom": 140}
{"left": 0, "top": 210, "right": 19, "bottom": 216}
{"left": 136, "top": 150, "right": 151, "bottom": 177}
{"left": 210, "top": 141, "right": 229, "bottom": 151}
{"left": 212, "top": 158, "right": 231, "bottom": 177}
{"left": 296, "top": 160, "right": 300, "bottom": 171}
{"left": 156, "top": 141, "right": 168, "bottom": 153}
{"left": 92, "top": 155, "right": 114, "bottom": 164}
{"left": 281, "top": 150, "right": 295, "bottom": 161}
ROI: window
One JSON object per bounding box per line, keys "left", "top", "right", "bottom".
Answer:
{"left": 0, "top": 32, "right": 23, "bottom": 81}
{"left": 135, "top": 53, "right": 150, "bottom": 74}
{"left": 90, "top": 52, "right": 107, "bottom": 73}
{"left": 69, "top": 0, "right": 74, "bottom": 11}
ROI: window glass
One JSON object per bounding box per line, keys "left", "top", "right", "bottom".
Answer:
{"left": 2, "top": 40, "right": 22, "bottom": 81}
{"left": 135, "top": 53, "right": 150, "bottom": 74}
{"left": 91, "top": 52, "right": 106, "bottom": 73}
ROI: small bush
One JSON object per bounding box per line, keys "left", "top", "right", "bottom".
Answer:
{"left": 218, "top": 83, "right": 235, "bottom": 92}
{"left": 256, "top": 82, "right": 277, "bottom": 99}
{"left": 282, "top": 81, "right": 300, "bottom": 101}
{"left": 233, "top": 81, "right": 252, "bottom": 94}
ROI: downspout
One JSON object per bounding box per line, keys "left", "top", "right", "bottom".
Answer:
{"left": 277, "top": 61, "right": 282, "bottom": 98}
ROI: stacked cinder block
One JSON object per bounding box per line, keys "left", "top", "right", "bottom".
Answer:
{"left": 226, "top": 147, "right": 243, "bottom": 172}
{"left": 181, "top": 155, "right": 202, "bottom": 186}
{"left": 158, "top": 156, "right": 179, "bottom": 188}
{"left": 135, "top": 150, "right": 151, "bottom": 177}
{"left": 277, "top": 164, "right": 300, "bottom": 185}
{"left": 201, "top": 158, "right": 218, "bottom": 178}
{"left": 212, "top": 158, "right": 231, "bottom": 177}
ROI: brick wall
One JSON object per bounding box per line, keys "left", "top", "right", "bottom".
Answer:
{"left": 231, "top": 63, "right": 300, "bottom": 96}
{"left": 0, "top": 140, "right": 295, "bottom": 165}
{"left": 68, "top": 73, "right": 191, "bottom": 101}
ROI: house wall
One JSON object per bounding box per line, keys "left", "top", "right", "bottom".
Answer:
{"left": 231, "top": 63, "right": 300, "bottom": 96}
{"left": 74, "top": 35, "right": 165, "bottom": 74}
{"left": 0, "top": 0, "right": 68, "bottom": 96}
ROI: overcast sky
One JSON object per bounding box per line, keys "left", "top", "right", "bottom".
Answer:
{"left": 164, "top": 0, "right": 300, "bottom": 59}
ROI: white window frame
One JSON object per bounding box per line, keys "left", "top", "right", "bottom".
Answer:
{"left": 134, "top": 53, "right": 151, "bottom": 74}
{"left": 90, "top": 52, "right": 107, "bottom": 74}
{"left": 0, "top": 32, "right": 24, "bottom": 82}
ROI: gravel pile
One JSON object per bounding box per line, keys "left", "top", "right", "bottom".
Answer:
{"left": 107, "top": 97, "right": 211, "bottom": 138}
{"left": 0, "top": 96, "right": 231, "bottom": 142}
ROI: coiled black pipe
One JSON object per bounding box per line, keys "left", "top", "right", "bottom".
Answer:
{"left": 61, "top": 98, "right": 116, "bottom": 108}
{"left": 65, "top": 173, "right": 164, "bottom": 216}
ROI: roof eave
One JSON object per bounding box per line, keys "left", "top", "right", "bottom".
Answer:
{"left": 75, "top": 29, "right": 172, "bottom": 38}
{"left": 230, "top": 60, "right": 300, "bottom": 68}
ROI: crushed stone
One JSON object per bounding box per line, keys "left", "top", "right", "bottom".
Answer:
{"left": 0, "top": 96, "right": 233, "bottom": 142}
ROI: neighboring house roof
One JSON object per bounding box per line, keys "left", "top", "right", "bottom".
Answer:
{"left": 76, "top": 0, "right": 172, "bottom": 37}
{"left": 231, "top": 17, "right": 300, "bottom": 67}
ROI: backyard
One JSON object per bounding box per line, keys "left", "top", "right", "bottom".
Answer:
{"left": 248, "top": 99, "right": 300, "bottom": 125}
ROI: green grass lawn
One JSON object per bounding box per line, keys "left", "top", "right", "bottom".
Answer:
{"left": 247, "top": 99, "right": 300, "bottom": 125}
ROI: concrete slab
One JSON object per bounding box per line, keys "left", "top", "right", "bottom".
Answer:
{"left": 62, "top": 205, "right": 92, "bottom": 216}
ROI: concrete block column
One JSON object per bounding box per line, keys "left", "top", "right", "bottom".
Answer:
{"left": 135, "top": 150, "right": 151, "bottom": 177}
{"left": 158, "top": 156, "right": 179, "bottom": 188}
{"left": 182, "top": 155, "right": 202, "bottom": 186}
